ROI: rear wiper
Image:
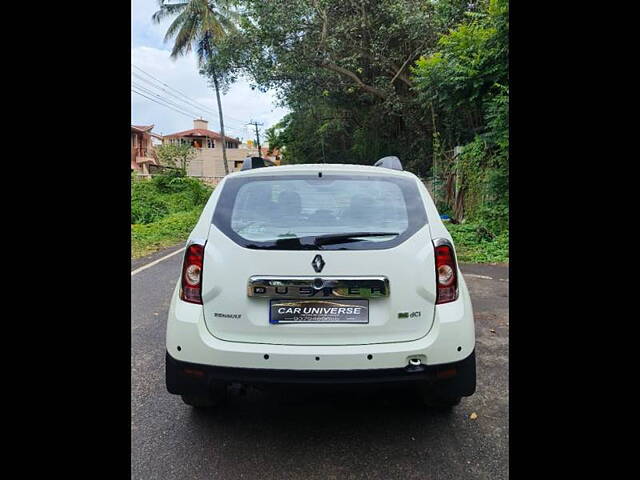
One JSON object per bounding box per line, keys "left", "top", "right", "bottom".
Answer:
{"left": 245, "top": 237, "right": 321, "bottom": 250}
{"left": 311, "top": 232, "right": 399, "bottom": 246}
{"left": 244, "top": 232, "right": 399, "bottom": 249}
{"left": 274, "top": 236, "right": 321, "bottom": 249}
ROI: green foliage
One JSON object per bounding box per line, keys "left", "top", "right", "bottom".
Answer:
{"left": 265, "top": 120, "right": 289, "bottom": 157}
{"left": 412, "top": 0, "right": 507, "bottom": 145}
{"left": 150, "top": 168, "right": 186, "bottom": 193}
{"left": 155, "top": 143, "right": 197, "bottom": 172}
{"left": 152, "top": 0, "right": 239, "bottom": 63}
{"left": 131, "top": 209, "right": 203, "bottom": 259}
{"left": 153, "top": 0, "right": 242, "bottom": 176}
{"left": 131, "top": 172, "right": 213, "bottom": 258}
{"left": 131, "top": 180, "right": 170, "bottom": 224}
{"left": 160, "top": 0, "right": 509, "bottom": 262}
{"left": 446, "top": 222, "right": 508, "bottom": 263}
{"left": 131, "top": 173, "right": 212, "bottom": 225}
{"left": 210, "top": 0, "right": 505, "bottom": 180}
{"left": 413, "top": 0, "right": 508, "bottom": 234}
{"left": 150, "top": 169, "right": 212, "bottom": 207}
{"left": 452, "top": 85, "right": 508, "bottom": 233}
{"left": 205, "top": 0, "right": 460, "bottom": 171}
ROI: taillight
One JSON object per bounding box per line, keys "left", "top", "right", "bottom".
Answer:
{"left": 180, "top": 243, "right": 204, "bottom": 304}
{"left": 434, "top": 241, "right": 458, "bottom": 304}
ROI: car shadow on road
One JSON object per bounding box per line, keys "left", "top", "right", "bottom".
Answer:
{"left": 187, "top": 383, "right": 463, "bottom": 437}
{"left": 172, "top": 384, "right": 479, "bottom": 478}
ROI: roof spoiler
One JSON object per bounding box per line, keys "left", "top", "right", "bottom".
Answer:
{"left": 241, "top": 156, "right": 275, "bottom": 171}
{"left": 374, "top": 156, "right": 403, "bottom": 171}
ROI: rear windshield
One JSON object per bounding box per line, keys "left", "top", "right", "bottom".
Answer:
{"left": 212, "top": 174, "right": 428, "bottom": 250}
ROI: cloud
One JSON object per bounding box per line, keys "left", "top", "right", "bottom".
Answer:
{"left": 131, "top": 1, "right": 288, "bottom": 140}
{"left": 132, "top": 0, "right": 166, "bottom": 49}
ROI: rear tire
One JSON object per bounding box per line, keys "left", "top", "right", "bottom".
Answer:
{"left": 181, "top": 383, "right": 227, "bottom": 408}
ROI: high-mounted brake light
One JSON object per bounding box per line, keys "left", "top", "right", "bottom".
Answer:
{"left": 180, "top": 243, "right": 204, "bottom": 304}
{"left": 434, "top": 240, "right": 458, "bottom": 304}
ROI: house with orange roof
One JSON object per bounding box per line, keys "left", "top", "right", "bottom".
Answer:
{"left": 160, "top": 119, "right": 282, "bottom": 183}
{"left": 163, "top": 119, "right": 244, "bottom": 181}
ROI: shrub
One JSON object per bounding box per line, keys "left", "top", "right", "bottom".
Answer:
{"left": 132, "top": 172, "right": 212, "bottom": 225}
{"left": 131, "top": 209, "right": 203, "bottom": 258}
{"left": 446, "top": 222, "right": 508, "bottom": 263}
{"left": 151, "top": 168, "right": 187, "bottom": 193}
{"left": 131, "top": 181, "right": 169, "bottom": 224}
{"left": 131, "top": 173, "right": 213, "bottom": 257}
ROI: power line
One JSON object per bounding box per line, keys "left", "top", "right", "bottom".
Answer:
{"left": 132, "top": 88, "right": 244, "bottom": 138}
{"left": 131, "top": 71, "right": 248, "bottom": 128}
{"left": 132, "top": 81, "right": 204, "bottom": 119}
{"left": 131, "top": 64, "right": 248, "bottom": 126}
{"left": 132, "top": 64, "right": 211, "bottom": 112}
{"left": 132, "top": 73, "right": 248, "bottom": 131}
{"left": 132, "top": 77, "right": 248, "bottom": 134}
{"left": 132, "top": 72, "right": 209, "bottom": 118}
{"left": 132, "top": 89, "right": 202, "bottom": 120}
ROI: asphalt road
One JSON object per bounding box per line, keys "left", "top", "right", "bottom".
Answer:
{"left": 132, "top": 247, "right": 509, "bottom": 480}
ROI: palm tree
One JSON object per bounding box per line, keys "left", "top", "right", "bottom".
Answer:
{"left": 152, "top": 0, "right": 238, "bottom": 175}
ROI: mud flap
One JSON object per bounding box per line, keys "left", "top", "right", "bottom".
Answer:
{"left": 432, "top": 350, "right": 476, "bottom": 398}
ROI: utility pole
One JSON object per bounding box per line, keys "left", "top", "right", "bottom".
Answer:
{"left": 247, "top": 120, "right": 264, "bottom": 159}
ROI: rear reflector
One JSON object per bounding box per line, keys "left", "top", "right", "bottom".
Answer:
{"left": 436, "top": 368, "right": 457, "bottom": 379}
{"left": 180, "top": 243, "right": 204, "bottom": 304}
{"left": 434, "top": 242, "right": 458, "bottom": 304}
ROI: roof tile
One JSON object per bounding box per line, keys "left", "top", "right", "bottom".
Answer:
{"left": 163, "top": 128, "right": 239, "bottom": 143}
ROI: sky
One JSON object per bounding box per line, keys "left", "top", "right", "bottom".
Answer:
{"left": 131, "top": 0, "right": 288, "bottom": 140}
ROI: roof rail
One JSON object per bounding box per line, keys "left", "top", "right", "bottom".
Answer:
{"left": 241, "top": 157, "right": 275, "bottom": 171}
{"left": 374, "top": 156, "right": 403, "bottom": 171}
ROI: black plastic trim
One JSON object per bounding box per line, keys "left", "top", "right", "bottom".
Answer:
{"left": 166, "top": 350, "right": 476, "bottom": 396}
{"left": 374, "top": 156, "right": 403, "bottom": 170}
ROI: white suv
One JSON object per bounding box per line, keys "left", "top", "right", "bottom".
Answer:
{"left": 166, "top": 158, "right": 476, "bottom": 408}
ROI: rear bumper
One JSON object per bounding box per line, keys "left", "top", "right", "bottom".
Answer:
{"left": 166, "top": 349, "right": 476, "bottom": 396}
{"left": 165, "top": 275, "right": 476, "bottom": 371}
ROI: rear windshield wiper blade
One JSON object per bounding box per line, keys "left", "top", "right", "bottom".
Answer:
{"left": 245, "top": 232, "right": 399, "bottom": 249}
{"left": 245, "top": 237, "right": 321, "bottom": 250}
{"left": 312, "top": 232, "right": 399, "bottom": 246}
{"left": 273, "top": 237, "right": 321, "bottom": 249}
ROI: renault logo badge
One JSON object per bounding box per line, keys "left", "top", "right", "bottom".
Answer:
{"left": 312, "top": 254, "right": 325, "bottom": 273}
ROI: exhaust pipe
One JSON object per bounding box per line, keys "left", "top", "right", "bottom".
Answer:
{"left": 405, "top": 357, "right": 425, "bottom": 372}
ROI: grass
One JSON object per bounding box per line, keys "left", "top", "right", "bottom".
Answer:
{"left": 131, "top": 173, "right": 212, "bottom": 259}
{"left": 446, "top": 223, "right": 509, "bottom": 263}
{"left": 131, "top": 208, "right": 203, "bottom": 258}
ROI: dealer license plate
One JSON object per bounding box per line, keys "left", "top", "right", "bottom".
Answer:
{"left": 269, "top": 299, "right": 369, "bottom": 324}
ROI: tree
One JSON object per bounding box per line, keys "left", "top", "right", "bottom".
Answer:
{"left": 203, "top": 0, "right": 480, "bottom": 172}
{"left": 152, "top": 0, "right": 239, "bottom": 175}
{"left": 211, "top": 0, "right": 507, "bottom": 231}
{"left": 155, "top": 143, "right": 197, "bottom": 173}
{"left": 181, "top": 0, "right": 506, "bottom": 225}
{"left": 412, "top": 0, "right": 508, "bottom": 228}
